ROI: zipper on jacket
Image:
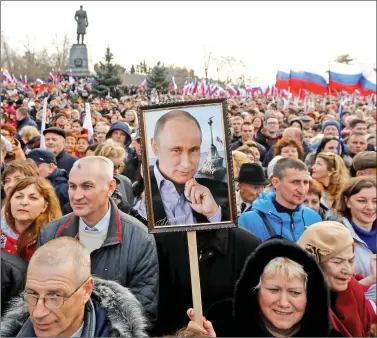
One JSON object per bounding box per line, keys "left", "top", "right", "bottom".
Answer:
{"left": 290, "top": 214, "right": 297, "bottom": 242}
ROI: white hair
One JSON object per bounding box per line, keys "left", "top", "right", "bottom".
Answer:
{"left": 72, "top": 156, "right": 114, "bottom": 184}
{"left": 254, "top": 257, "right": 308, "bottom": 290}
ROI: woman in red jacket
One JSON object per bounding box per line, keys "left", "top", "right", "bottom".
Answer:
{"left": 298, "top": 221, "right": 376, "bottom": 337}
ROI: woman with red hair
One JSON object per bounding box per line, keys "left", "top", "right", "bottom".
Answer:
{"left": 274, "top": 137, "right": 305, "bottom": 161}
{"left": 76, "top": 134, "right": 89, "bottom": 158}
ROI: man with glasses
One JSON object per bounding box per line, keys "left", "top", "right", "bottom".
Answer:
{"left": 1, "top": 237, "right": 149, "bottom": 337}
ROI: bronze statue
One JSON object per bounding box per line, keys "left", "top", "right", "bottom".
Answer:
{"left": 74, "top": 5, "right": 88, "bottom": 44}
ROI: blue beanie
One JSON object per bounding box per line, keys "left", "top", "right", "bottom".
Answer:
{"left": 322, "top": 120, "right": 340, "bottom": 132}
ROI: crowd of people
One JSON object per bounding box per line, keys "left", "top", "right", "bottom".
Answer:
{"left": 1, "top": 77, "right": 376, "bottom": 337}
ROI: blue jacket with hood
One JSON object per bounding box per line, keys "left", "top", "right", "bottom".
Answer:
{"left": 238, "top": 192, "right": 322, "bottom": 242}
{"left": 106, "top": 122, "right": 139, "bottom": 183}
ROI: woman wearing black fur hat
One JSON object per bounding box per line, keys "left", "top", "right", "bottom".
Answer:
{"left": 185, "top": 238, "right": 341, "bottom": 337}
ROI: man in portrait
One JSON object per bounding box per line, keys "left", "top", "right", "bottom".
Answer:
{"left": 149, "top": 110, "right": 230, "bottom": 226}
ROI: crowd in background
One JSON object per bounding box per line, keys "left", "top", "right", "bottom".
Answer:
{"left": 1, "top": 77, "right": 376, "bottom": 337}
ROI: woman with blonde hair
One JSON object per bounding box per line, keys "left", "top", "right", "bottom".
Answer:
{"left": 124, "top": 110, "right": 139, "bottom": 130}
{"left": 1, "top": 177, "right": 61, "bottom": 262}
{"left": 311, "top": 152, "right": 349, "bottom": 209}
{"left": 20, "top": 126, "right": 40, "bottom": 155}
{"left": 94, "top": 139, "right": 135, "bottom": 206}
{"left": 232, "top": 151, "right": 249, "bottom": 179}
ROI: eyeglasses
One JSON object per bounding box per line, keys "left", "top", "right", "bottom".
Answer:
{"left": 113, "top": 164, "right": 125, "bottom": 171}
{"left": 23, "top": 278, "right": 89, "bottom": 309}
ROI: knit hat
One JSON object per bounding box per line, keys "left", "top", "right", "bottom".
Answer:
{"left": 322, "top": 120, "right": 340, "bottom": 132}
{"left": 297, "top": 221, "right": 354, "bottom": 263}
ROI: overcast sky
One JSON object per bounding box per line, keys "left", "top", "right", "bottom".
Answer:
{"left": 2, "top": 1, "right": 376, "bottom": 84}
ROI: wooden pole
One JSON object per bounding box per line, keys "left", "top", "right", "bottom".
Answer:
{"left": 187, "top": 231, "right": 203, "bottom": 327}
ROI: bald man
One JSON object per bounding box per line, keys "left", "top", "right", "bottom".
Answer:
{"left": 37, "top": 156, "right": 159, "bottom": 324}
{"left": 1, "top": 237, "right": 148, "bottom": 337}
{"left": 149, "top": 110, "right": 230, "bottom": 226}
{"left": 262, "top": 127, "right": 313, "bottom": 167}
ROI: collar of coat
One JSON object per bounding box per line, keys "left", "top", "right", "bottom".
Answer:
{"left": 1, "top": 277, "right": 149, "bottom": 337}
{"left": 57, "top": 198, "right": 122, "bottom": 246}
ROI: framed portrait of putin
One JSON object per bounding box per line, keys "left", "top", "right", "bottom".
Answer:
{"left": 138, "top": 98, "right": 237, "bottom": 233}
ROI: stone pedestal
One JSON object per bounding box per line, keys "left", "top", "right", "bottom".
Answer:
{"left": 68, "top": 44, "right": 91, "bottom": 77}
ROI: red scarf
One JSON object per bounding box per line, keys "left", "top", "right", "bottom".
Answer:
{"left": 330, "top": 276, "right": 376, "bottom": 337}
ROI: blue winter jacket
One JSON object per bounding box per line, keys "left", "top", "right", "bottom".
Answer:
{"left": 238, "top": 192, "right": 322, "bottom": 242}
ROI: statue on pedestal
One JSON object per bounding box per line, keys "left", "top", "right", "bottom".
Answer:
{"left": 74, "top": 5, "right": 88, "bottom": 44}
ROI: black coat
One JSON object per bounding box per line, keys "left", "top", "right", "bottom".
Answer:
{"left": 152, "top": 227, "right": 261, "bottom": 336}
{"left": 149, "top": 165, "right": 230, "bottom": 226}
{"left": 234, "top": 238, "right": 340, "bottom": 337}
{"left": 47, "top": 167, "right": 69, "bottom": 208}
{"left": 56, "top": 150, "right": 78, "bottom": 175}
{"left": 1, "top": 252, "right": 28, "bottom": 316}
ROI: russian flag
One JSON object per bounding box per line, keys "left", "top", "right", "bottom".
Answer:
{"left": 226, "top": 85, "right": 237, "bottom": 96}
{"left": 200, "top": 80, "right": 206, "bottom": 97}
{"left": 328, "top": 62, "right": 363, "bottom": 94}
{"left": 2, "top": 70, "right": 12, "bottom": 83}
{"left": 83, "top": 103, "right": 94, "bottom": 144}
{"left": 275, "top": 70, "right": 290, "bottom": 90}
{"left": 359, "top": 68, "right": 376, "bottom": 95}
{"left": 191, "top": 79, "right": 198, "bottom": 95}
{"left": 170, "top": 76, "right": 177, "bottom": 92}
{"left": 289, "top": 69, "right": 328, "bottom": 95}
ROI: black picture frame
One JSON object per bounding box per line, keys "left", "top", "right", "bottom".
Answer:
{"left": 138, "top": 98, "right": 237, "bottom": 233}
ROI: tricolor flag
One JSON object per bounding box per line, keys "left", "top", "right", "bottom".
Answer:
{"left": 170, "top": 76, "right": 177, "bottom": 92}
{"left": 83, "top": 103, "right": 94, "bottom": 144}
{"left": 2, "top": 70, "right": 12, "bottom": 83}
{"left": 216, "top": 136, "right": 223, "bottom": 145}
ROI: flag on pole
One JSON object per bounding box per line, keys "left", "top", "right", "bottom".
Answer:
{"left": 216, "top": 136, "right": 223, "bottom": 145}
{"left": 170, "top": 76, "right": 177, "bottom": 92}
{"left": 337, "top": 103, "right": 343, "bottom": 155}
{"left": 83, "top": 103, "right": 94, "bottom": 144}
{"left": 39, "top": 98, "right": 48, "bottom": 149}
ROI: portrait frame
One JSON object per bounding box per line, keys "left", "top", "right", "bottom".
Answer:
{"left": 138, "top": 98, "right": 237, "bottom": 233}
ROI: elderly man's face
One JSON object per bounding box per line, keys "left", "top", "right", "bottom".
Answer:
{"left": 152, "top": 118, "right": 201, "bottom": 184}
{"left": 45, "top": 133, "right": 65, "bottom": 156}
{"left": 26, "top": 262, "right": 92, "bottom": 337}
{"left": 68, "top": 162, "right": 115, "bottom": 220}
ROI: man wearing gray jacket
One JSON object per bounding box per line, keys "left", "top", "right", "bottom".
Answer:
{"left": 37, "top": 156, "right": 159, "bottom": 325}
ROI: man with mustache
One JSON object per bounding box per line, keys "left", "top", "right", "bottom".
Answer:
{"left": 149, "top": 109, "right": 229, "bottom": 226}
{"left": 238, "top": 158, "right": 322, "bottom": 242}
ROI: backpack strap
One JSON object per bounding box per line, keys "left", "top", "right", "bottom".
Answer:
{"left": 255, "top": 210, "right": 277, "bottom": 238}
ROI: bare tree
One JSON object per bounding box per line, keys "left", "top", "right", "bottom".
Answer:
{"left": 1, "top": 31, "right": 15, "bottom": 73}
{"left": 51, "top": 33, "right": 71, "bottom": 70}
{"left": 203, "top": 47, "right": 212, "bottom": 83}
